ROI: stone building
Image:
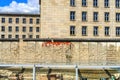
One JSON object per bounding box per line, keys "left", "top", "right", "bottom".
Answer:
{"left": 0, "top": 13, "right": 40, "bottom": 39}
{"left": 40, "top": 0, "right": 120, "bottom": 39}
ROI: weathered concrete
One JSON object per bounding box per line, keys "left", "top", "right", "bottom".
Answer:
{"left": 0, "top": 41, "right": 120, "bottom": 65}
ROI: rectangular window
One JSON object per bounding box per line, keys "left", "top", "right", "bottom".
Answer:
{"left": 16, "top": 18, "right": 19, "bottom": 24}
{"left": 104, "top": 0, "right": 109, "bottom": 7}
{"left": 23, "top": 18, "right": 26, "bottom": 24}
{"left": 15, "top": 35, "right": 19, "bottom": 38}
{"left": 1, "top": 35, "right": 5, "bottom": 38}
{"left": 36, "top": 19, "right": 40, "bottom": 24}
{"left": 105, "top": 27, "right": 110, "bottom": 36}
{"left": 82, "top": 0, "right": 87, "bottom": 6}
{"left": 9, "top": 18, "right": 12, "bottom": 23}
{"left": 93, "top": 26, "right": 98, "bottom": 36}
{"left": 1, "top": 26, "right": 5, "bottom": 32}
{"left": 36, "top": 35, "right": 39, "bottom": 38}
{"left": 93, "top": 0, "right": 98, "bottom": 7}
{"left": 29, "top": 27, "right": 33, "bottom": 32}
{"left": 8, "top": 35, "right": 12, "bottom": 38}
{"left": 8, "top": 26, "right": 12, "bottom": 32}
{"left": 36, "top": 27, "right": 40, "bottom": 32}
{"left": 116, "top": 27, "right": 120, "bottom": 36}
{"left": 16, "top": 26, "right": 19, "bottom": 32}
{"left": 70, "top": 26, "right": 75, "bottom": 35}
{"left": 29, "top": 35, "right": 33, "bottom": 38}
{"left": 1, "top": 18, "right": 5, "bottom": 23}
{"left": 116, "top": 0, "right": 120, "bottom": 8}
{"left": 30, "top": 18, "right": 33, "bottom": 24}
{"left": 70, "top": 11, "right": 75, "bottom": 21}
{"left": 82, "top": 12, "right": 87, "bottom": 21}
{"left": 22, "top": 35, "right": 26, "bottom": 39}
{"left": 70, "top": 0, "right": 75, "bottom": 6}
{"left": 93, "top": 12, "right": 98, "bottom": 21}
{"left": 104, "top": 12, "right": 109, "bottom": 22}
{"left": 82, "top": 26, "right": 87, "bottom": 36}
{"left": 116, "top": 13, "right": 120, "bottom": 22}
{"left": 23, "top": 27, "right": 26, "bottom": 32}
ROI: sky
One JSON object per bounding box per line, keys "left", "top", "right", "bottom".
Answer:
{"left": 0, "top": 0, "right": 39, "bottom": 14}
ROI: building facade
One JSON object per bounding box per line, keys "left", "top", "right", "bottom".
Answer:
{"left": 0, "top": 13, "right": 40, "bottom": 39}
{"left": 40, "top": 0, "right": 120, "bottom": 39}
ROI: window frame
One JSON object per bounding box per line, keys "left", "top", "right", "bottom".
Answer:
{"left": 82, "top": 26, "right": 87, "bottom": 36}
{"left": 93, "top": 26, "right": 98, "bottom": 36}
{"left": 82, "top": 0, "right": 87, "bottom": 7}
{"left": 36, "top": 27, "right": 40, "bottom": 32}
{"left": 104, "top": 0, "right": 109, "bottom": 8}
{"left": 16, "top": 18, "right": 19, "bottom": 24}
{"left": 30, "top": 18, "right": 33, "bottom": 24}
{"left": 15, "top": 26, "right": 19, "bottom": 32}
{"left": 93, "top": 12, "right": 98, "bottom": 22}
{"left": 93, "top": 0, "right": 98, "bottom": 7}
{"left": 36, "top": 19, "right": 40, "bottom": 24}
{"left": 15, "top": 35, "right": 19, "bottom": 39}
{"left": 1, "top": 18, "right": 5, "bottom": 23}
{"left": 22, "top": 35, "right": 26, "bottom": 39}
{"left": 82, "top": 12, "right": 87, "bottom": 21}
{"left": 36, "top": 35, "right": 39, "bottom": 38}
{"left": 70, "top": 26, "right": 75, "bottom": 36}
{"left": 70, "top": 11, "right": 75, "bottom": 21}
{"left": 9, "top": 18, "right": 12, "bottom": 23}
{"left": 8, "top": 26, "right": 12, "bottom": 32}
{"left": 1, "top": 35, "right": 5, "bottom": 38}
{"left": 22, "top": 26, "right": 26, "bottom": 32}
{"left": 29, "top": 27, "right": 33, "bottom": 32}
{"left": 116, "top": 27, "right": 120, "bottom": 36}
{"left": 105, "top": 27, "right": 110, "bottom": 36}
{"left": 70, "top": 0, "right": 75, "bottom": 6}
{"left": 8, "top": 35, "right": 12, "bottom": 39}
{"left": 116, "top": 0, "right": 120, "bottom": 8}
{"left": 116, "top": 13, "right": 120, "bottom": 22}
{"left": 1, "top": 26, "right": 5, "bottom": 32}
{"left": 29, "top": 35, "right": 33, "bottom": 38}
{"left": 23, "top": 18, "right": 26, "bottom": 24}
{"left": 104, "top": 12, "right": 109, "bottom": 22}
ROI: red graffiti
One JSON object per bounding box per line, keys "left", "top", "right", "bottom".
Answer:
{"left": 42, "top": 42, "right": 71, "bottom": 47}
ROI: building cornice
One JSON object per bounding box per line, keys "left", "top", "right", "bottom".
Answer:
{"left": 0, "top": 38, "right": 120, "bottom": 42}
{"left": 0, "top": 13, "right": 40, "bottom": 17}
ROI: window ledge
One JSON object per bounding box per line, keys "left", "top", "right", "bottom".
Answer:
{"left": 116, "top": 21, "right": 120, "bottom": 22}
{"left": 93, "top": 6, "right": 99, "bottom": 8}
{"left": 82, "top": 35, "right": 87, "bottom": 36}
{"left": 104, "top": 6, "right": 110, "bottom": 8}
{"left": 70, "top": 5, "right": 76, "bottom": 7}
{"left": 105, "top": 21, "right": 110, "bottom": 22}
{"left": 82, "top": 20, "right": 88, "bottom": 22}
{"left": 116, "top": 35, "right": 120, "bottom": 37}
{"left": 70, "top": 34, "right": 76, "bottom": 36}
{"left": 70, "top": 20, "right": 76, "bottom": 21}
{"left": 105, "top": 35, "right": 110, "bottom": 36}
{"left": 82, "top": 6, "right": 88, "bottom": 7}
{"left": 94, "top": 35, "right": 99, "bottom": 36}
{"left": 93, "top": 21, "right": 99, "bottom": 22}
{"left": 116, "top": 7, "right": 120, "bottom": 8}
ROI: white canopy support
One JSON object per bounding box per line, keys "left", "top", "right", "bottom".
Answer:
{"left": 0, "top": 64, "right": 119, "bottom": 69}
{"left": 33, "top": 65, "right": 36, "bottom": 80}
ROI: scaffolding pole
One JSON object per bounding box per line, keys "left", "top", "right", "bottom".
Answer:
{"left": 76, "top": 65, "right": 79, "bottom": 80}
{"left": 33, "top": 65, "right": 36, "bottom": 80}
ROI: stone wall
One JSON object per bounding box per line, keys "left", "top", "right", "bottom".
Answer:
{"left": 0, "top": 41, "right": 120, "bottom": 65}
